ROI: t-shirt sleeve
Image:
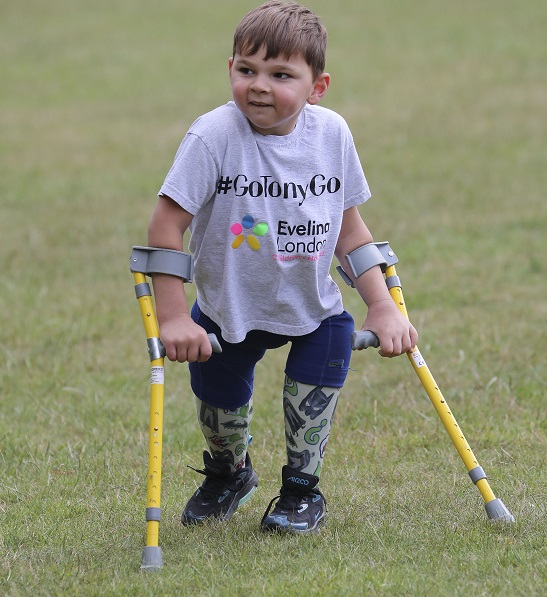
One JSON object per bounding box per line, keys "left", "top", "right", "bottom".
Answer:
{"left": 159, "top": 132, "right": 219, "bottom": 215}
{"left": 342, "top": 127, "right": 371, "bottom": 210}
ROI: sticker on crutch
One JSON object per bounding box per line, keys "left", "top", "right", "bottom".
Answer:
{"left": 411, "top": 349, "right": 426, "bottom": 368}
{"left": 151, "top": 367, "right": 164, "bottom": 385}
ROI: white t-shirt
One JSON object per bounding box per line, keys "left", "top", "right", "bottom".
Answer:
{"left": 159, "top": 101, "right": 371, "bottom": 343}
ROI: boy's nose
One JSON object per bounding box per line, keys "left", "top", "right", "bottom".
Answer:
{"left": 250, "top": 74, "right": 270, "bottom": 93}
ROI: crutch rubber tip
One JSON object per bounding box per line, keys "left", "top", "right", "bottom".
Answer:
{"left": 485, "top": 498, "right": 515, "bottom": 523}
{"left": 141, "top": 546, "right": 163, "bottom": 571}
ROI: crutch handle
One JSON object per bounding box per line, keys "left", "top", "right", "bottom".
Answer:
{"left": 207, "top": 333, "right": 222, "bottom": 353}
{"left": 351, "top": 330, "right": 380, "bottom": 350}
{"left": 155, "top": 333, "right": 222, "bottom": 356}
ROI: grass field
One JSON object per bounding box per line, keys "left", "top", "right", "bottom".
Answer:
{"left": 1, "top": 1, "right": 545, "bottom": 595}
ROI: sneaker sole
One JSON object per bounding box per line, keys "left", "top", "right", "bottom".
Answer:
{"left": 238, "top": 484, "right": 258, "bottom": 507}
{"left": 261, "top": 512, "right": 326, "bottom": 534}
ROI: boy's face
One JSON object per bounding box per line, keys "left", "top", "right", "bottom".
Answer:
{"left": 229, "top": 46, "right": 329, "bottom": 136}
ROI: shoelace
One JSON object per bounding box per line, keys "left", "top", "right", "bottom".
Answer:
{"left": 187, "top": 465, "right": 243, "bottom": 499}
{"left": 261, "top": 487, "right": 310, "bottom": 521}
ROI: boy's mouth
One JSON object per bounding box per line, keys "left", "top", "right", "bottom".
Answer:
{"left": 250, "top": 101, "right": 271, "bottom": 107}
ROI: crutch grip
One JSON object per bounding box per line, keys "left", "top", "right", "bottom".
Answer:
{"left": 351, "top": 330, "right": 380, "bottom": 350}
{"left": 155, "top": 333, "right": 222, "bottom": 356}
{"left": 207, "top": 333, "right": 222, "bottom": 353}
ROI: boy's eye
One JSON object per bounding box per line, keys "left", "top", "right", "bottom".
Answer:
{"left": 274, "top": 72, "right": 290, "bottom": 79}
{"left": 238, "top": 67, "right": 253, "bottom": 75}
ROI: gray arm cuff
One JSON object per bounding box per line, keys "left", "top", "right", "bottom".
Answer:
{"left": 346, "top": 243, "right": 387, "bottom": 279}
{"left": 337, "top": 241, "right": 399, "bottom": 287}
{"left": 130, "top": 246, "right": 194, "bottom": 282}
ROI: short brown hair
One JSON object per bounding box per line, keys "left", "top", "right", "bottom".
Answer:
{"left": 233, "top": 1, "right": 328, "bottom": 80}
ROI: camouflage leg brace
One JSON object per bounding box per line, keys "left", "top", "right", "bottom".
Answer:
{"left": 282, "top": 376, "right": 340, "bottom": 477}
{"left": 195, "top": 396, "right": 254, "bottom": 473}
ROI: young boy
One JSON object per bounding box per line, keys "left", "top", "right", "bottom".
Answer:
{"left": 147, "top": 0, "right": 417, "bottom": 533}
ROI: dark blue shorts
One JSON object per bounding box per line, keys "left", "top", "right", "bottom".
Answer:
{"left": 189, "top": 302, "right": 354, "bottom": 409}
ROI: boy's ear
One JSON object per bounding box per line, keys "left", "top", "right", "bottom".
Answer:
{"left": 308, "top": 72, "right": 331, "bottom": 105}
{"left": 228, "top": 57, "right": 234, "bottom": 72}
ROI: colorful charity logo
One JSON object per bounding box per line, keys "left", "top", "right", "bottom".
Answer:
{"left": 230, "top": 213, "right": 268, "bottom": 251}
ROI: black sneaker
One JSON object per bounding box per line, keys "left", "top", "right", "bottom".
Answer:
{"left": 181, "top": 451, "right": 258, "bottom": 525}
{"left": 260, "top": 466, "right": 326, "bottom": 533}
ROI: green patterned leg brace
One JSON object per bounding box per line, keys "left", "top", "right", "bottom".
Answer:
{"left": 195, "top": 396, "right": 254, "bottom": 473}
{"left": 283, "top": 376, "right": 340, "bottom": 477}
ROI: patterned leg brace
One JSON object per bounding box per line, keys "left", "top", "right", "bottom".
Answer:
{"left": 195, "top": 396, "right": 253, "bottom": 473}
{"left": 283, "top": 376, "right": 340, "bottom": 477}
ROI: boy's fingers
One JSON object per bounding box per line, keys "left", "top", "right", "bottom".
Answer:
{"left": 196, "top": 338, "right": 213, "bottom": 362}
{"left": 182, "top": 336, "right": 213, "bottom": 363}
{"left": 401, "top": 332, "right": 414, "bottom": 354}
{"left": 163, "top": 341, "right": 177, "bottom": 362}
{"left": 411, "top": 327, "right": 419, "bottom": 348}
{"left": 378, "top": 337, "right": 394, "bottom": 357}
{"left": 160, "top": 329, "right": 213, "bottom": 363}
{"left": 175, "top": 344, "right": 189, "bottom": 363}
{"left": 379, "top": 332, "right": 416, "bottom": 357}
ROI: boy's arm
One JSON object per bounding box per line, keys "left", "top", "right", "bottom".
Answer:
{"left": 147, "top": 195, "right": 213, "bottom": 363}
{"left": 334, "top": 206, "right": 418, "bottom": 357}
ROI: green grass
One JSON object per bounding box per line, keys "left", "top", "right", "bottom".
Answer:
{"left": 1, "top": 0, "right": 545, "bottom": 595}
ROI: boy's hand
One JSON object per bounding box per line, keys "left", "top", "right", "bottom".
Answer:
{"left": 159, "top": 314, "right": 214, "bottom": 363}
{"left": 361, "top": 299, "right": 418, "bottom": 357}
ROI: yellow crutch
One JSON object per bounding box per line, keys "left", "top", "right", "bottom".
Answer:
{"left": 345, "top": 243, "right": 514, "bottom": 523}
{"left": 130, "top": 246, "right": 221, "bottom": 571}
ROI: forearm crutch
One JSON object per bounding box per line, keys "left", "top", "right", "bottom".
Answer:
{"left": 338, "top": 243, "right": 515, "bottom": 523}
{"left": 130, "top": 246, "right": 221, "bottom": 571}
